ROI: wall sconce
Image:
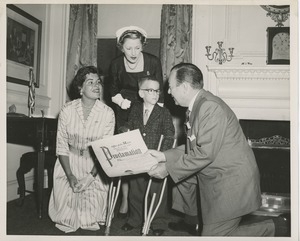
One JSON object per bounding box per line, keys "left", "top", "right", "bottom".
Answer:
{"left": 205, "top": 41, "right": 234, "bottom": 65}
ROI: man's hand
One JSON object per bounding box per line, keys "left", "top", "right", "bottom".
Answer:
{"left": 148, "top": 162, "right": 169, "bottom": 179}
{"left": 147, "top": 150, "right": 166, "bottom": 163}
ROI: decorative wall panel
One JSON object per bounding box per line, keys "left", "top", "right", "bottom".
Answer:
{"left": 207, "top": 66, "right": 290, "bottom": 120}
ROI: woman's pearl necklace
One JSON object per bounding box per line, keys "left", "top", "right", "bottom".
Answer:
{"left": 125, "top": 54, "right": 143, "bottom": 71}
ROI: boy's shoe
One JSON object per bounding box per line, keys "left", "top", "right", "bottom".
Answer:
{"left": 117, "top": 212, "right": 128, "bottom": 219}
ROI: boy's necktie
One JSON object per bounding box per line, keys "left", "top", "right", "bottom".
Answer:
{"left": 144, "top": 109, "right": 149, "bottom": 125}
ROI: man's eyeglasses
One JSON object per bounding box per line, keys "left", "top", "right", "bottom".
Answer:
{"left": 141, "top": 89, "right": 160, "bottom": 95}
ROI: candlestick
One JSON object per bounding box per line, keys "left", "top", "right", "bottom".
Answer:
{"left": 205, "top": 41, "right": 234, "bottom": 65}
{"left": 28, "top": 67, "right": 35, "bottom": 117}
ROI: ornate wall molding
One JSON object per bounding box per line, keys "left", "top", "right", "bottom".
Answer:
{"left": 207, "top": 66, "right": 290, "bottom": 81}
{"left": 206, "top": 65, "right": 290, "bottom": 120}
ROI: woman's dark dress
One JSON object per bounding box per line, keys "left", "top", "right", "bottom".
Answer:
{"left": 109, "top": 52, "right": 164, "bottom": 131}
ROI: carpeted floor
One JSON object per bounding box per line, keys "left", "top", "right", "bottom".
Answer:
{"left": 6, "top": 188, "right": 189, "bottom": 237}
{"left": 6, "top": 189, "right": 291, "bottom": 237}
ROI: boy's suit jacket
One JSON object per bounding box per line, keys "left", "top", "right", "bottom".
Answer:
{"left": 165, "top": 89, "right": 261, "bottom": 225}
{"left": 127, "top": 101, "right": 175, "bottom": 151}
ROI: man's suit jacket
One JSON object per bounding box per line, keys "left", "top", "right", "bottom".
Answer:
{"left": 127, "top": 101, "right": 175, "bottom": 152}
{"left": 165, "top": 89, "right": 261, "bottom": 225}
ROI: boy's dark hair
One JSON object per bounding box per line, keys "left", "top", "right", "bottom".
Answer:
{"left": 138, "top": 75, "right": 160, "bottom": 89}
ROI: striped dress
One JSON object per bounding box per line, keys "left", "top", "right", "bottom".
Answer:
{"left": 48, "top": 99, "right": 115, "bottom": 233}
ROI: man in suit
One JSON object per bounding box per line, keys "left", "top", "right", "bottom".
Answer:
{"left": 148, "top": 63, "right": 276, "bottom": 236}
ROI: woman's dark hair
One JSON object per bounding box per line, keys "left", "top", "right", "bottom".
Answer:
{"left": 69, "top": 66, "right": 101, "bottom": 100}
{"left": 117, "top": 30, "right": 147, "bottom": 50}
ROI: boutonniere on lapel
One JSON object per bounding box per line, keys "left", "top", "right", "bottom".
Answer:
{"left": 185, "top": 110, "right": 191, "bottom": 130}
{"left": 188, "top": 134, "right": 196, "bottom": 141}
{"left": 185, "top": 121, "right": 191, "bottom": 130}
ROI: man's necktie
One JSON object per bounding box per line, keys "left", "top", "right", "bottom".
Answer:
{"left": 185, "top": 109, "right": 191, "bottom": 131}
{"left": 144, "top": 109, "right": 149, "bottom": 125}
{"left": 185, "top": 109, "right": 191, "bottom": 154}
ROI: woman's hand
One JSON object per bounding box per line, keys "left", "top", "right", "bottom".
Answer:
{"left": 75, "top": 173, "right": 95, "bottom": 192}
{"left": 111, "top": 93, "right": 131, "bottom": 109}
{"left": 121, "top": 99, "right": 131, "bottom": 109}
{"left": 67, "top": 174, "right": 80, "bottom": 192}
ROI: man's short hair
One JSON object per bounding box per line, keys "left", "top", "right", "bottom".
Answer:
{"left": 171, "top": 63, "right": 203, "bottom": 89}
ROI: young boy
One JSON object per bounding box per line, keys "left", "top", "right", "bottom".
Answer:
{"left": 120, "top": 75, "right": 175, "bottom": 236}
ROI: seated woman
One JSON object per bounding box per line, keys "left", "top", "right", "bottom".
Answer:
{"left": 48, "top": 66, "right": 115, "bottom": 233}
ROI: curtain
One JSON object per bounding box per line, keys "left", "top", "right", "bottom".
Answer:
{"left": 160, "top": 5, "right": 193, "bottom": 145}
{"left": 160, "top": 5, "right": 193, "bottom": 83}
{"left": 66, "top": 4, "right": 98, "bottom": 100}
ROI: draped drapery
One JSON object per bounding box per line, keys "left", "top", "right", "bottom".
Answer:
{"left": 66, "top": 4, "right": 98, "bottom": 100}
{"left": 160, "top": 5, "right": 193, "bottom": 83}
{"left": 160, "top": 5, "right": 193, "bottom": 144}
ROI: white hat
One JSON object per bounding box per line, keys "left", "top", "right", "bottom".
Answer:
{"left": 116, "top": 26, "right": 147, "bottom": 43}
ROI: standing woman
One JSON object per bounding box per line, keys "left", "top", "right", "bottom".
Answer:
{"left": 108, "top": 26, "right": 164, "bottom": 217}
{"left": 49, "top": 66, "right": 115, "bottom": 233}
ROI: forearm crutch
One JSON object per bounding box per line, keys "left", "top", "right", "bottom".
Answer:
{"left": 104, "top": 177, "right": 121, "bottom": 236}
{"left": 142, "top": 135, "right": 163, "bottom": 235}
{"left": 142, "top": 137, "right": 177, "bottom": 236}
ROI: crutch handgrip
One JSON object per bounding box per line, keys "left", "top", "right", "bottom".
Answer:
{"left": 156, "top": 135, "right": 164, "bottom": 151}
{"left": 172, "top": 139, "right": 177, "bottom": 148}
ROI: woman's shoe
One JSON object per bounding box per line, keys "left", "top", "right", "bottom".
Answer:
{"left": 121, "top": 223, "right": 134, "bottom": 231}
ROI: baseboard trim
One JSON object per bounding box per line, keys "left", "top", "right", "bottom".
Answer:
{"left": 7, "top": 172, "right": 49, "bottom": 202}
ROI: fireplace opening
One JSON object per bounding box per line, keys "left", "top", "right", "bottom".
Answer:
{"left": 240, "top": 119, "right": 290, "bottom": 194}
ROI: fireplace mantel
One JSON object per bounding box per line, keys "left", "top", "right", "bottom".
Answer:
{"left": 207, "top": 66, "right": 290, "bottom": 80}
{"left": 206, "top": 65, "right": 290, "bottom": 120}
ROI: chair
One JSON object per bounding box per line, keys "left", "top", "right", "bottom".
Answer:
{"left": 16, "top": 150, "right": 57, "bottom": 206}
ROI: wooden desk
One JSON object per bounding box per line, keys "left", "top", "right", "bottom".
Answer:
{"left": 7, "top": 116, "right": 57, "bottom": 219}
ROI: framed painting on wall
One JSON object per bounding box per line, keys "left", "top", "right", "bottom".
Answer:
{"left": 6, "top": 4, "right": 42, "bottom": 87}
